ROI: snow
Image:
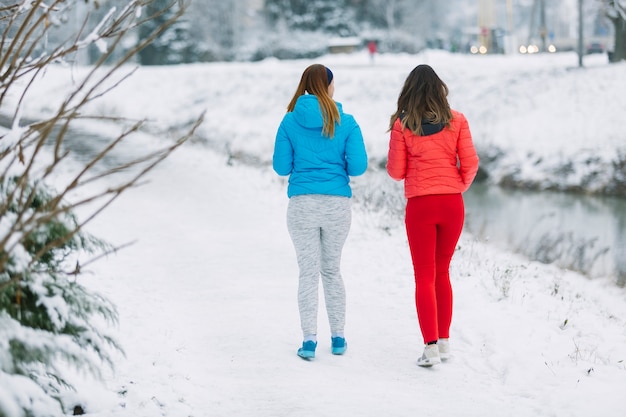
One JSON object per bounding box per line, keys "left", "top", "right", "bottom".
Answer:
{"left": 16, "top": 49, "right": 626, "bottom": 192}
{"left": 2, "top": 50, "right": 626, "bottom": 416}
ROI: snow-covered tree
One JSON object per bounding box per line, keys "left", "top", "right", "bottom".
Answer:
{"left": 137, "top": 0, "right": 196, "bottom": 64}
{"left": 0, "top": 1, "right": 202, "bottom": 415}
{"left": 601, "top": 0, "right": 626, "bottom": 61}
{"left": 186, "top": 0, "right": 239, "bottom": 61}
{"left": 265, "top": 0, "right": 359, "bottom": 36}
{"left": 0, "top": 179, "right": 120, "bottom": 416}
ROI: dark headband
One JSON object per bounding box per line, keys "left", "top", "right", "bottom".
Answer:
{"left": 325, "top": 67, "right": 334, "bottom": 85}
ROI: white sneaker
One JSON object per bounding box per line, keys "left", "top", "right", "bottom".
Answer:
{"left": 438, "top": 338, "right": 450, "bottom": 361}
{"left": 416, "top": 344, "right": 441, "bottom": 367}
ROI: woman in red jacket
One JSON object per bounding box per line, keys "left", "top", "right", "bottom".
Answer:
{"left": 387, "top": 64, "right": 479, "bottom": 367}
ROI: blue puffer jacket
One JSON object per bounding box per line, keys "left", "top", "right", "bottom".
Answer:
{"left": 273, "top": 95, "right": 368, "bottom": 198}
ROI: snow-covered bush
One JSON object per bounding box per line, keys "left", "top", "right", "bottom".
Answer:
{"left": 0, "top": 177, "right": 120, "bottom": 416}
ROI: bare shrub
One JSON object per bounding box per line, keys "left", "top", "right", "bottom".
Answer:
{"left": 1, "top": 1, "right": 204, "bottom": 415}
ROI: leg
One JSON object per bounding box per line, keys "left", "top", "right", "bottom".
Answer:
{"left": 434, "top": 194, "right": 465, "bottom": 339}
{"left": 405, "top": 196, "right": 439, "bottom": 344}
{"left": 319, "top": 197, "right": 351, "bottom": 336}
{"left": 287, "top": 196, "right": 322, "bottom": 337}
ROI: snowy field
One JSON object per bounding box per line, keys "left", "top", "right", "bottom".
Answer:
{"left": 19, "top": 49, "right": 626, "bottom": 194}
{"left": 2, "top": 50, "right": 626, "bottom": 416}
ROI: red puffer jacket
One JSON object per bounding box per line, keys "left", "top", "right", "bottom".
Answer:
{"left": 386, "top": 110, "right": 479, "bottom": 198}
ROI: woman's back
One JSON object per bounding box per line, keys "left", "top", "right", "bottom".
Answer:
{"left": 274, "top": 95, "right": 367, "bottom": 197}
{"left": 387, "top": 109, "right": 478, "bottom": 198}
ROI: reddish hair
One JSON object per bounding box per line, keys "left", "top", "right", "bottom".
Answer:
{"left": 287, "top": 64, "right": 339, "bottom": 138}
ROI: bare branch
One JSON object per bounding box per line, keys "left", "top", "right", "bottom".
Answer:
{"left": 1, "top": 0, "right": 200, "bottom": 286}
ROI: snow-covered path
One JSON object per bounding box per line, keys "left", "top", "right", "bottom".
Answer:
{"left": 81, "top": 139, "right": 625, "bottom": 417}
{"left": 3, "top": 44, "right": 626, "bottom": 417}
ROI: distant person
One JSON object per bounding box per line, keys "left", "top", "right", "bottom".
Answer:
{"left": 367, "top": 40, "right": 377, "bottom": 63}
{"left": 273, "top": 64, "right": 368, "bottom": 360}
{"left": 386, "top": 64, "right": 479, "bottom": 367}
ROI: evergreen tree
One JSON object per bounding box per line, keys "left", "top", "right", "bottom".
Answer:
{"left": 138, "top": 0, "right": 195, "bottom": 64}
{"left": 1, "top": 179, "right": 120, "bottom": 416}
{"left": 265, "top": 0, "right": 359, "bottom": 36}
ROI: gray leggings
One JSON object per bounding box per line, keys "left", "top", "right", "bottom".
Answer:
{"left": 287, "top": 194, "right": 351, "bottom": 337}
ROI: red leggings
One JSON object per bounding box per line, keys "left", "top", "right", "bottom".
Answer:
{"left": 405, "top": 194, "right": 464, "bottom": 344}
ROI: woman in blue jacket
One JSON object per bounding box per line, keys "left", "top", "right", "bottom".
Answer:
{"left": 273, "top": 64, "right": 368, "bottom": 360}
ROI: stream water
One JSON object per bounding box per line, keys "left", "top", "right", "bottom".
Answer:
{"left": 463, "top": 183, "right": 626, "bottom": 286}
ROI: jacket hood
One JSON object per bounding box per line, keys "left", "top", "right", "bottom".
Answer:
{"left": 293, "top": 94, "right": 342, "bottom": 129}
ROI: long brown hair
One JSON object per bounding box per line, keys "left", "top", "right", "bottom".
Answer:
{"left": 287, "top": 64, "right": 340, "bottom": 138}
{"left": 389, "top": 64, "right": 452, "bottom": 135}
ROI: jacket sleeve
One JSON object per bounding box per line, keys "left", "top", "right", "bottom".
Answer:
{"left": 272, "top": 121, "right": 293, "bottom": 176}
{"left": 456, "top": 114, "right": 479, "bottom": 191}
{"left": 386, "top": 120, "right": 407, "bottom": 181}
{"left": 345, "top": 123, "right": 368, "bottom": 176}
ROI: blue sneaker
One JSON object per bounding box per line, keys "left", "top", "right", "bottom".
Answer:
{"left": 297, "top": 340, "right": 317, "bottom": 360}
{"left": 331, "top": 337, "right": 347, "bottom": 355}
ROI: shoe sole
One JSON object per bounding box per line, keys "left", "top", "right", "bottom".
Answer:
{"left": 417, "top": 361, "right": 441, "bottom": 367}
{"left": 297, "top": 350, "right": 315, "bottom": 360}
{"left": 417, "top": 357, "right": 442, "bottom": 367}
